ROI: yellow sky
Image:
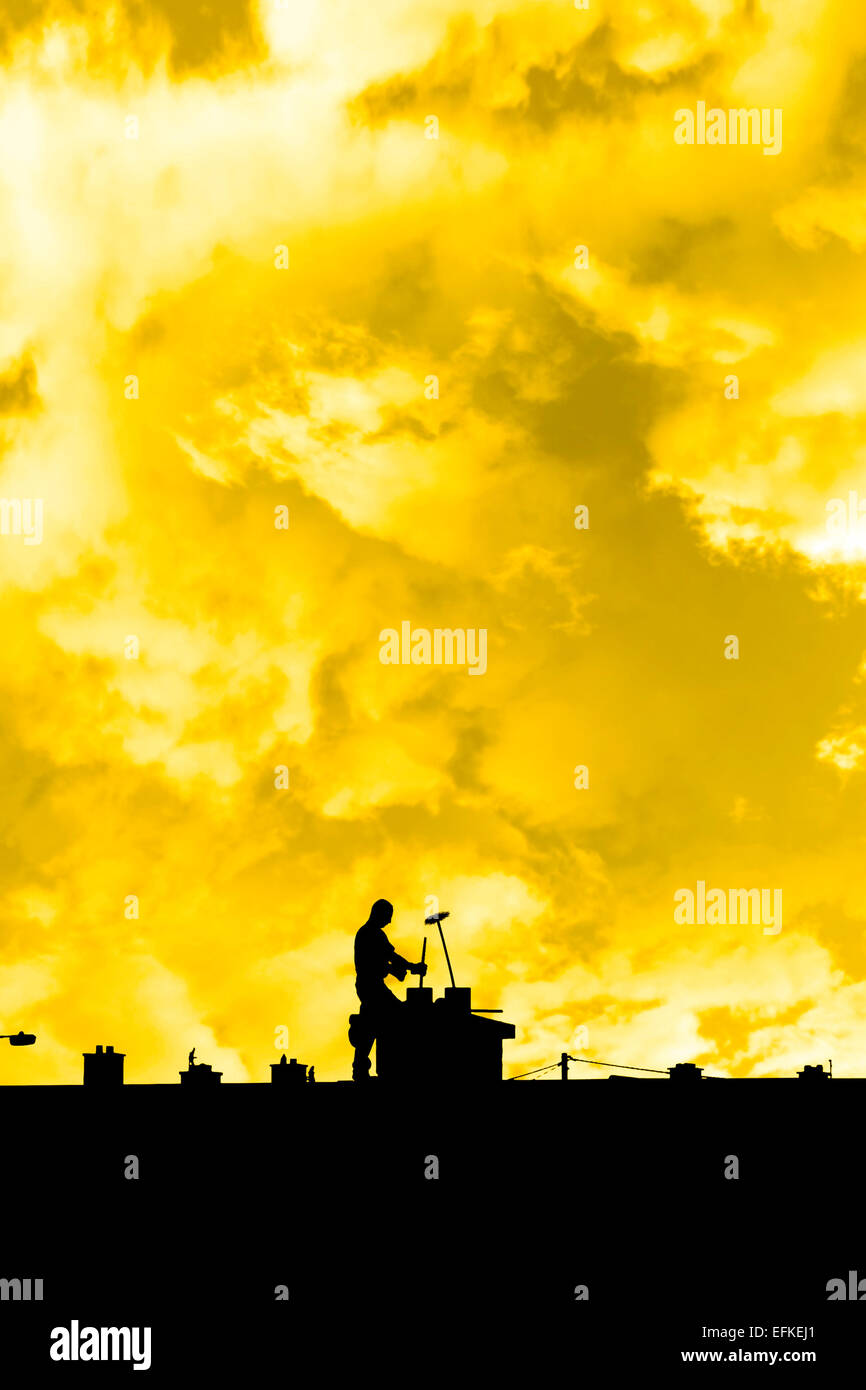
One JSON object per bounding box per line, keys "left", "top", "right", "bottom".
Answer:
{"left": 3, "top": 0, "right": 866, "bottom": 1083}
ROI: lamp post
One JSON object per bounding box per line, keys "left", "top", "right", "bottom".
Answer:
{"left": 0, "top": 1031, "right": 36, "bottom": 1046}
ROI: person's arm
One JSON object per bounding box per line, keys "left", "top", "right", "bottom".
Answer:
{"left": 384, "top": 939, "right": 426, "bottom": 981}
{"left": 386, "top": 946, "right": 409, "bottom": 982}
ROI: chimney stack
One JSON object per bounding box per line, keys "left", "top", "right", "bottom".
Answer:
{"left": 83, "top": 1045, "right": 125, "bottom": 1088}
{"left": 668, "top": 1062, "right": 703, "bottom": 1082}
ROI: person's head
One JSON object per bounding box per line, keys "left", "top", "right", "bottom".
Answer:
{"left": 366, "top": 898, "right": 393, "bottom": 928}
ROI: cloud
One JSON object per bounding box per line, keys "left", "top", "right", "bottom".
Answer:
{"left": 5, "top": 0, "right": 866, "bottom": 1088}
{"left": 0, "top": 352, "right": 41, "bottom": 416}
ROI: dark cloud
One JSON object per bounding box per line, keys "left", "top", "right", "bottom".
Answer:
{"left": 0, "top": 353, "right": 41, "bottom": 416}
{"left": 0, "top": 0, "right": 265, "bottom": 75}
{"left": 350, "top": 17, "right": 709, "bottom": 135}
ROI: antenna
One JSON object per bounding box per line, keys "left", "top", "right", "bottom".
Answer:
{"left": 424, "top": 910, "right": 455, "bottom": 988}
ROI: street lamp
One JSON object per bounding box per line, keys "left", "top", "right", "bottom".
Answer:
{"left": 0, "top": 1031, "right": 36, "bottom": 1046}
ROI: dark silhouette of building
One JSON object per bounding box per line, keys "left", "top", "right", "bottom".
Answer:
{"left": 179, "top": 1059, "right": 222, "bottom": 1088}
{"left": 797, "top": 1063, "right": 831, "bottom": 1080}
{"left": 668, "top": 1062, "right": 703, "bottom": 1082}
{"left": 374, "top": 980, "right": 515, "bottom": 1084}
{"left": 270, "top": 1055, "right": 308, "bottom": 1086}
{"left": 82, "top": 1044, "right": 124, "bottom": 1088}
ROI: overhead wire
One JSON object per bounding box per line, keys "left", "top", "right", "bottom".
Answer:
{"left": 508, "top": 1054, "right": 731, "bottom": 1080}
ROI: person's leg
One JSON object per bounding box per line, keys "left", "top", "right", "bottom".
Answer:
{"left": 350, "top": 1016, "right": 374, "bottom": 1078}
{"left": 366, "top": 985, "right": 403, "bottom": 1076}
{"left": 350, "top": 987, "right": 377, "bottom": 1080}
{"left": 352, "top": 983, "right": 402, "bottom": 1078}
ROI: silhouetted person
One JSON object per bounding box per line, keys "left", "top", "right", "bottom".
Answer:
{"left": 188, "top": 1048, "right": 196, "bottom": 1068}
{"left": 349, "top": 899, "right": 426, "bottom": 1080}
